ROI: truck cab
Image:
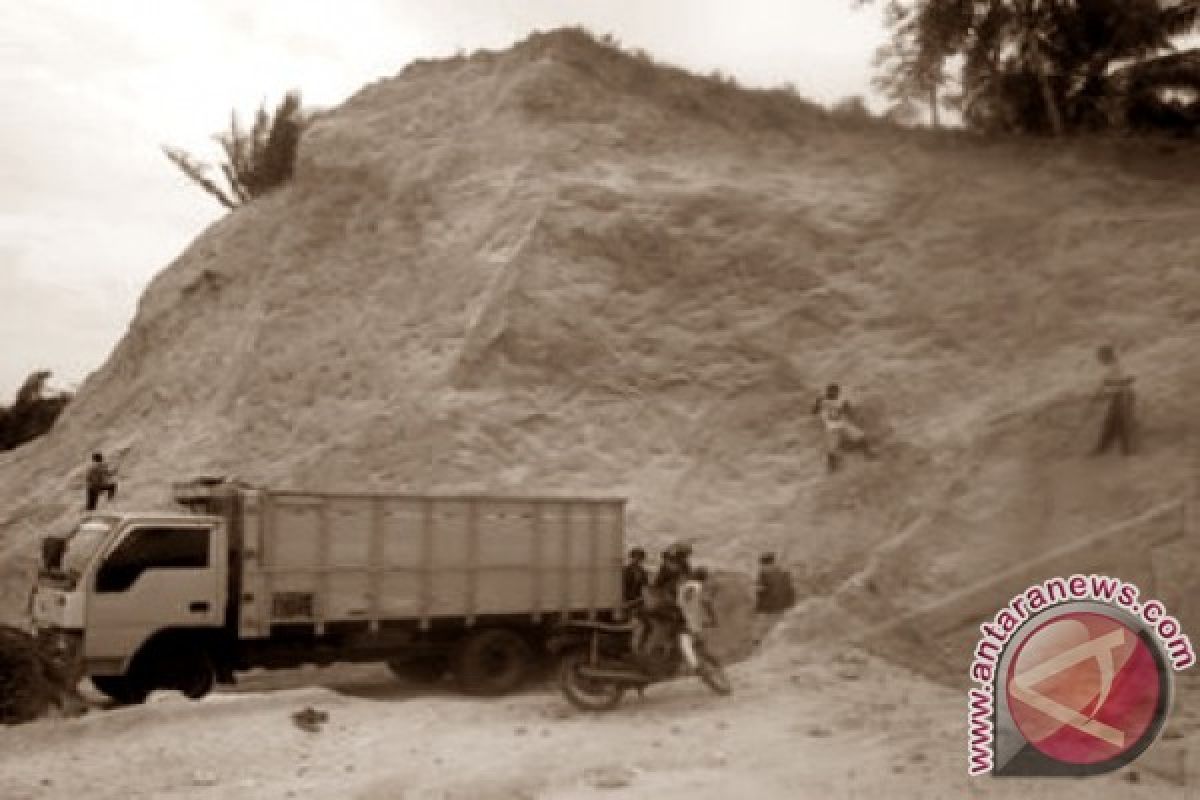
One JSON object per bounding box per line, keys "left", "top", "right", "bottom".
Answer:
{"left": 34, "top": 512, "right": 228, "bottom": 703}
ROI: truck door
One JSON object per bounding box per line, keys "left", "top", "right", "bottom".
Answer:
{"left": 85, "top": 522, "right": 227, "bottom": 672}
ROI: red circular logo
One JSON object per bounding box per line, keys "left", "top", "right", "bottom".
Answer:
{"left": 1006, "top": 612, "right": 1163, "bottom": 766}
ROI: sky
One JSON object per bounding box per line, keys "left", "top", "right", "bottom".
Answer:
{"left": 0, "top": 0, "right": 887, "bottom": 399}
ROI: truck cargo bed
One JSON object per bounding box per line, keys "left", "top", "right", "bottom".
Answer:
{"left": 176, "top": 485, "right": 625, "bottom": 638}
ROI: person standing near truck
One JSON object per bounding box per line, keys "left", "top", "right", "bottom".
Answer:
{"left": 623, "top": 547, "right": 651, "bottom": 651}
{"left": 622, "top": 547, "right": 649, "bottom": 609}
{"left": 755, "top": 552, "right": 796, "bottom": 614}
{"left": 84, "top": 452, "right": 118, "bottom": 511}
{"left": 677, "top": 566, "right": 714, "bottom": 672}
{"left": 1090, "top": 344, "right": 1137, "bottom": 456}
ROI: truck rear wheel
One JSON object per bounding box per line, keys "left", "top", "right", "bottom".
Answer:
{"left": 453, "top": 628, "right": 533, "bottom": 696}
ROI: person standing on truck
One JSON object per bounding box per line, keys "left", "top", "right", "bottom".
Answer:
{"left": 1090, "top": 344, "right": 1137, "bottom": 457}
{"left": 84, "top": 452, "right": 118, "bottom": 511}
{"left": 811, "top": 383, "right": 875, "bottom": 472}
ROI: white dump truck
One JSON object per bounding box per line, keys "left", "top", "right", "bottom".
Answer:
{"left": 32, "top": 479, "right": 625, "bottom": 703}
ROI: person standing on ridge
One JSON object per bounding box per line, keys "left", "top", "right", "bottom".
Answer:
{"left": 1090, "top": 345, "right": 1136, "bottom": 456}
{"left": 84, "top": 452, "right": 118, "bottom": 511}
{"left": 812, "top": 383, "right": 875, "bottom": 472}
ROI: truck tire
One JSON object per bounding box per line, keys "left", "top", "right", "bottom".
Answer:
{"left": 386, "top": 655, "right": 448, "bottom": 685}
{"left": 452, "top": 628, "right": 533, "bottom": 696}
{"left": 91, "top": 674, "right": 149, "bottom": 706}
{"left": 134, "top": 640, "right": 216, "bottom": 700}
{"left": 169, "top": 648, "right": 217, "bottom": 700}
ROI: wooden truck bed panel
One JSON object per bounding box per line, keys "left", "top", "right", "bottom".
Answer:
{"left": 236, "top": 491, "right": 624, "bottom": 637}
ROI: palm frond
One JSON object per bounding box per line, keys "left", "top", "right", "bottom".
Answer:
{"left": 162, "top": 89, "right": 306, "bottom": 211}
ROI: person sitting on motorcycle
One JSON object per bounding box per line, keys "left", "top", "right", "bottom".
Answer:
{"left": 652, "top": 542, "right": 692, "bottom": 599}
{"left": 632, "top": 542, "right": 692, "bottom": 656}
{"left": 677, "top": 565, "right": 713, "bottom": 673}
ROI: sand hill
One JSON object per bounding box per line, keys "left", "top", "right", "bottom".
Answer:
{"left": 2, "top": 28, "right": 1200, "bottom": 682}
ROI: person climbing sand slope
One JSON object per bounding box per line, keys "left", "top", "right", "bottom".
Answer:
{"left": 84, "top": 452, "right": 118, "bottom": 511}
{"left": 811, "top": 383, "right": 876, "bottom": 472}
{"left": 1090, "top": 345, "right": 1137, "bottom": 457}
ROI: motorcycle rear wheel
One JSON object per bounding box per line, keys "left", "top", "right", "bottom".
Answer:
{"left": 559, "top": 647, "right": 625, "bottom": 712}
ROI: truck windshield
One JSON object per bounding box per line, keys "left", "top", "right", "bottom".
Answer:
{"left": 61, "top": 520, "right": 115, "bottom": 579}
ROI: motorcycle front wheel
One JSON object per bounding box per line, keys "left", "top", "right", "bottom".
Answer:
{"left": 697, "top": 651, "right": 733, "bottom": 696}
{"left": 559, "top": 647, "right": 625, "bottom": 712}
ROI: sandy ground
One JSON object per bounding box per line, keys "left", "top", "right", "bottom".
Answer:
{"left": 1, "top": 640, "right": 1195, "bottom": 800}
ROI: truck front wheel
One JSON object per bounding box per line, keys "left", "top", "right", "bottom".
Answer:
{"left": 132, "top": 640, "right": 217, "bottom": 700}
{"left": 453, "top": 629, "right": 533, "bottom": 696}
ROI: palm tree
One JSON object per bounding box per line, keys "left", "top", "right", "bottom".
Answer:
{"left": 164, "top": 90, "right": 306, "bottom": 210}
{"left": 0, "top": 370, "right": 70, "bottom": 451}
{"left": 870, "top": 0, "right": 1199, "bottom": 134}
{"left": 955, "top": 0, "right": 1066, "bottom": 134}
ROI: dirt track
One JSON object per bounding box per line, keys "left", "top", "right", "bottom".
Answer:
{"left": 2, "top": 643, "right": 1193, "bottom": 800}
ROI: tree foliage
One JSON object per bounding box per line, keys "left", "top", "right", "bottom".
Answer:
{"left": 864, "top": 0, "right": 1200, "bottom": 134}
{"left": 869, "top": 0, "right": 965, "bottom": 127}
{"left": 164, "top": 90, "right": 306, "bottom": 210}
{"left": 1118, "top": 47, "right": 1200, "bottom": 133}
{"left": 0, "top": 371, "right": 70, "bottom": 452}
{"left": 831, "top": 94, "right": 875, "bottom": 119}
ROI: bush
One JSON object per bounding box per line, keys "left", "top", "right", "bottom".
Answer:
{"left": 0, "top": 627, "right": 56, "bottom": 724}
{"left": 830, "top": 95, "right": 873, "bottom": 120}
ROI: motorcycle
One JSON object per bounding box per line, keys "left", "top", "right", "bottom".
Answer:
{"left": 556, "top": 610, "right": 732, "bottom": 711}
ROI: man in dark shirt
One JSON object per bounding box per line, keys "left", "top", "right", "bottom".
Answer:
{"left": 755, "top": 552, "right": 796, "bottom": 613}
{"left": 85, "top": 452, "right": 118, "bottom": 511}
{"left": 622, "top": 547, "right": 649, "bottom": 609}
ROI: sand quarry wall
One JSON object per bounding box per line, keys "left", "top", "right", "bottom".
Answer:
{"left": 1, "top": 30, "right": 1199, "bottom": 675}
